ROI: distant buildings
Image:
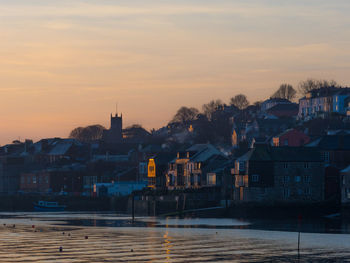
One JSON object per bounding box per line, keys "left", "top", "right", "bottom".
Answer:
{"left": 261, "top": 98, "right": 293, "bottom": 113}
{"left": 1, "top": 99, "right": 350, "bottom": 208}
{"left": 299, "top": 87, "right": 350, "bottom": 119}
{"left": 266, "top": 103, "right": 299, "bottom": 118}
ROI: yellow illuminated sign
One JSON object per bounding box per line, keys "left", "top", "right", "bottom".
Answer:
{"left": 148, "top": 159, "right": 156, "bottom": 178}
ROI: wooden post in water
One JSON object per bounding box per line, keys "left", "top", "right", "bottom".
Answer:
{"left": 297, "top": 214, "right": 302, "bottom": 262}
{"left": 132, "top": 194, "right": 135, "bottom": 223}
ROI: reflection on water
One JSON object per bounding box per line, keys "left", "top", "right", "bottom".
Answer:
{"left": 163, "top": 231, "right": 172, "bottom": 263}
{"left": 0, "top": 212, "right": 350, "bottom": 262}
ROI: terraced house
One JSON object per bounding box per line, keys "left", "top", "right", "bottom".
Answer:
{"left": 299, "top": 87, "right": 350, "bottom": 119}
{"left": 233, "top": 143, "right": 325, "bottom": 203}
{"left": 166, "top": 144, "right": 228, "bottom": 189}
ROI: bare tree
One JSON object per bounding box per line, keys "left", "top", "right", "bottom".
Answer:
{"left": 253, "top": 101, "right": 263, "bottom": 107}
{"left": 298, "top": 79, "right": 338, "bottom": 95}
{"left": 230, "top": 94, "right": 249, "bottom": 110}
{"left": 271, "top": 84, "right": 296, "bottom": 100}
{"left": 171, "top": 106, "right": 199, "bottom": 124}
{"left": 202, "top": 100, "right": 223, "bottom": 120}
{"left": 69, "top": 124, "right": 106, "bottom": 142}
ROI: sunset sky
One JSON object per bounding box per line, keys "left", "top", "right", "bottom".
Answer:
{"left": 1, "top": 0, "right": 350, "bottom": 145}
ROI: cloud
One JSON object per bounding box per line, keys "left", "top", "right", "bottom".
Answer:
{"left": 1, "top": 0, "right": 350, "bottom": 144}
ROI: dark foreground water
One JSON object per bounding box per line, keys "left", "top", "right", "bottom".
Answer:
{"left": 0, "top": 212, "right": 350, "bottom": 262}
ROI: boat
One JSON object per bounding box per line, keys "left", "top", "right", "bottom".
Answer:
{"left": 33, "top": 201, "right": 66, "bottom": 212}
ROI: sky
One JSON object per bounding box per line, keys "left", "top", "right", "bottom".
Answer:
{"left": 1, "top": 0, "right": 350, "bottom": 145}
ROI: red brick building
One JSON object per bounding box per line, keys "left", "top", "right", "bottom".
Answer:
{"left": 273, "top": 129, "right": 310, "bottom": 147}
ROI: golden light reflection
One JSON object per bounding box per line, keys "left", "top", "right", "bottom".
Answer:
{"left": 163, "top": 231, "right": 172, "bottom": 263}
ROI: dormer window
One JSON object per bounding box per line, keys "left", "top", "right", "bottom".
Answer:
{"left": 239, "top": 161, "right": 245, "bottom": 172}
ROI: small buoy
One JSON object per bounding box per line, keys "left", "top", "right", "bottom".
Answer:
{"left": 35, "top": 230, "right": 37, "bottom": 232}
{"left": 62, "top": 232, "right": 65, "bottom": 235}
{"left": 32, "top": 225, "right": 35, "bottom": 228}
{"left": 131, "top": 249, "right": 133, "bottom": 252}
{"left": 13, "top": 224, "right": 15, "bottom": 228}
{"left": 85, "top": 236, "right": 88, "bottom": 239}
{"left": 216, "top": 232, "right": 218, "bottom": 234}
{"left": 3, "top": 224, "right": 6, "bottom": 226}
{"left": 68, "top": 233, "right": 71, "bottom": 237}
{"left": 59, "top": 247, "right": 63, "bottom": 252}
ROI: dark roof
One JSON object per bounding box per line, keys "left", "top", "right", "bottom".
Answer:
{"left": 203, "top": 158, "right": 231, "bottom": 174}
{"left": 264, "top": 98, "right": 291, "bottom": 103}
{"left": 152, "top": 152, "right": 176, "bottom": 165}
{"left": 267, "top": 103, "right": 298, "bottom": 113}
{"left": 274, "top": 128, "right": 307, "bottom": 138}
{"left": 238, "top": 145, "right": 322, "bottom": 162}
{"left": 309, "top": 135, "right": 350, "bottom": 150}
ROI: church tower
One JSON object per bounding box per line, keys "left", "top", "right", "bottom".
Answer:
{"left": 102, "top": 111, "right": 123, "bottom": 143}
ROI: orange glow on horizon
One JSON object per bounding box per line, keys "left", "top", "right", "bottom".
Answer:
{"left": 1, "top": 1, "right": 350, "bottom": 145}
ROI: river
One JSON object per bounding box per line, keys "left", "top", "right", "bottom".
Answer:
{"left": 0, "top": 212, "right": 349, "bottom": 262}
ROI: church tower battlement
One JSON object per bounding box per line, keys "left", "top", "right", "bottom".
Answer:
{"left": 102, "top": 111, "right": 123, "bottom": 143}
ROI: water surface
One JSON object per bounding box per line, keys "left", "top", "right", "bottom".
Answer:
{"left": 0, "top": 212, "right": 349, "bottom": 262}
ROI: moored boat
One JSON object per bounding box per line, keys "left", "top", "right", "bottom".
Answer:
{"left": 33, "top": 201, "right": 66, "bottom": 212}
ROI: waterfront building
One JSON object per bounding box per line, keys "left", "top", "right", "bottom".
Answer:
{"left": 147, "top": 153, "right": 175, "bottom": 189}
{"left": 166, "top": 144, "right": 227, "bottom": 189}
{"left": 232, "top": 144, "right": 325, "bottom": 202}
{"left": 341, "top": 165, "right": 350, "bottom": 204}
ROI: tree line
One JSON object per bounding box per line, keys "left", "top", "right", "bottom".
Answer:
{"left": 171, "top": 78, "right": 339, "bottom": 125}
{"left": 69, "top": 78, "right": 340, "bottom": 143}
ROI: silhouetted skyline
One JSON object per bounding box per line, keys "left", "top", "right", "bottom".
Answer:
{"left": 1, "top": 0, "right": 350, "bottom": 144}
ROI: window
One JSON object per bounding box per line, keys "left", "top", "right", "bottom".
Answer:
{"left": 321, "top": 151, "right": 330, "bottom": 162}
{"left": 252, "top": 174, "right": 260, "bottom": 182}
{"left": 295, "top": 176, "right": 301, "bottom": 183}
{"left": 45, "top": 176, "right": 49, "bottom": 184}
{"left": 297, "top": 188, "right": 303, "bottom": 195}
{"left": 284, "top": 139, "right": 288, "bottom": 146}
{"left": 190, "top": 174, "right": 194, "bottom": 185}
{"left": 284, "top": 175, "right": 290, "bottom": 183}
{"left": 32, "top": 176, "right": 37, "bottom": 184}
{"left": 207, "top": 174, "right": 216, "bottom": 186}
{"left": 304, "top": 162, "right": 309, "bottom": 169}
{"left": 92, "top": 176, "right": 97, "bottom": 184}
{"left": 304, "top": 175, "right": 311, "bottom": 183}
{"left": 27, "top": 176, "right": 31, "bottom": 184}
{"left": 283, "top": 163, "right": 289, "bottom": 169}
{"left": 21, "top": 176, "right": 25, "bottom": 184}
{"left": 239, "top": 161, "right": 245, "bottom": 172}
{"left": 284, "top": 188, "right": 290, "bottom": 198}
{"left": 305, "top": 188, "right": 312, "bottom": 195}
